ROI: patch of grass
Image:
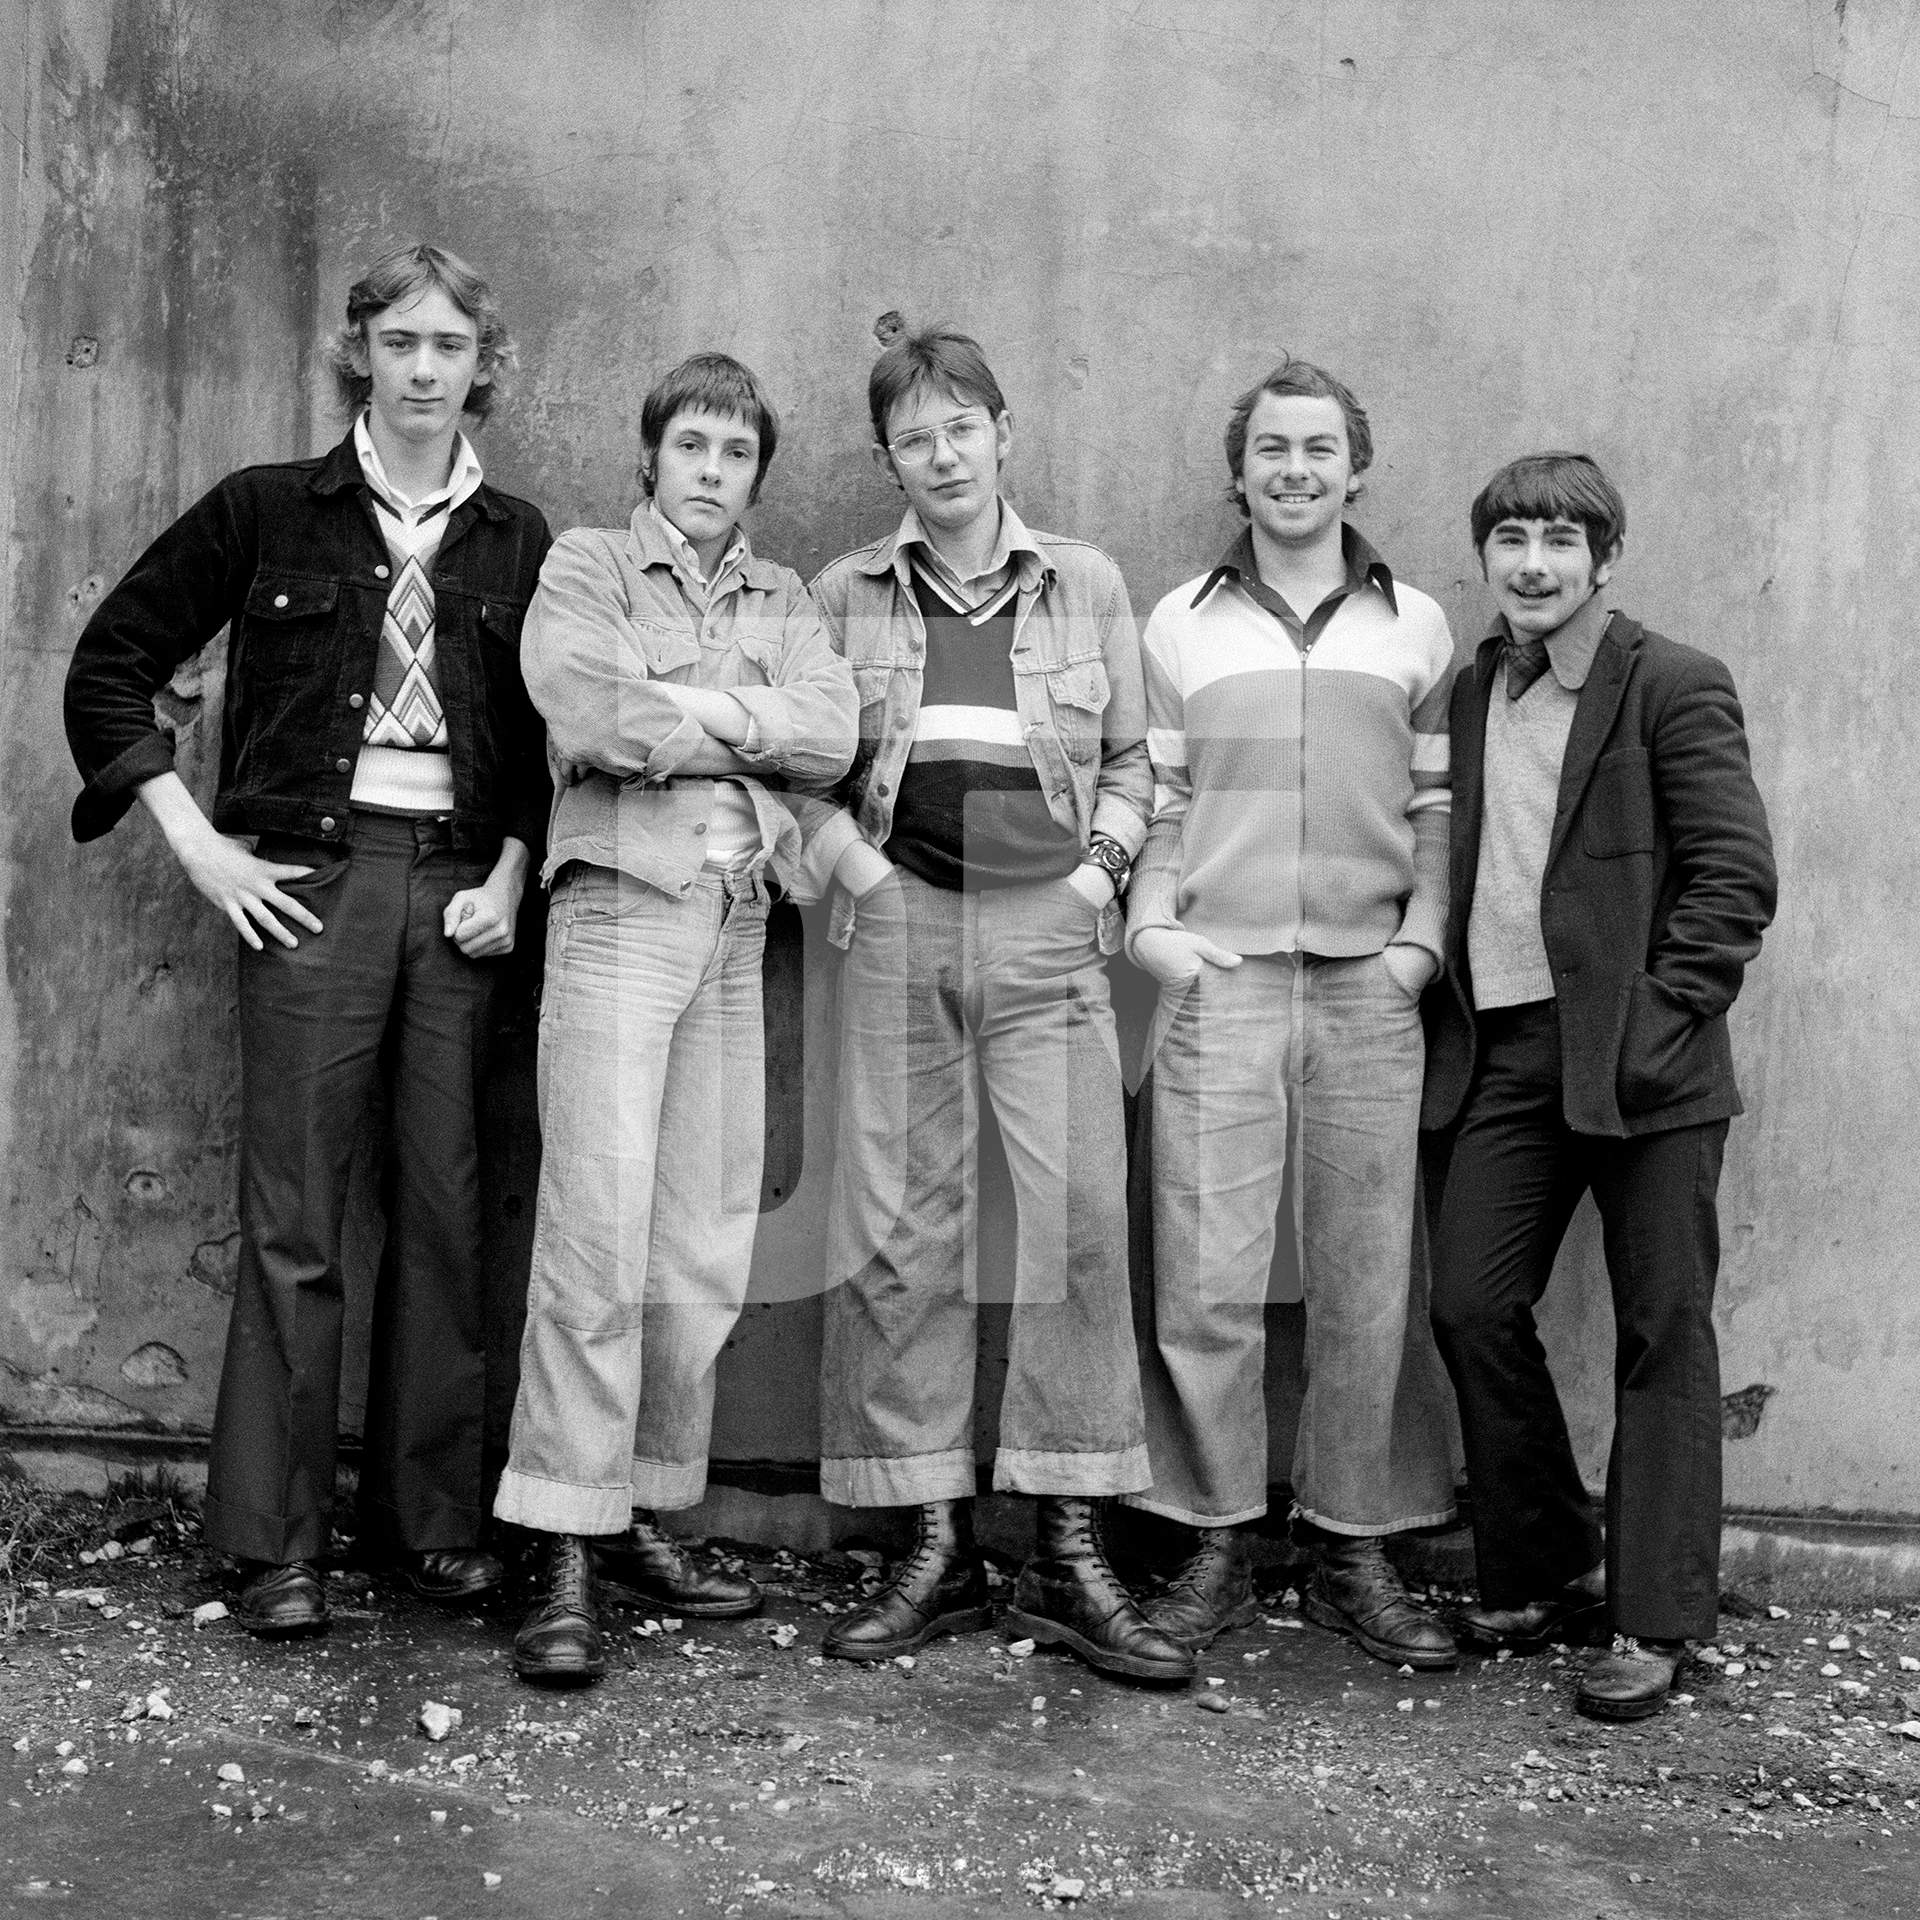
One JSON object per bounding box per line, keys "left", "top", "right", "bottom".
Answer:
{"left": 0, "top": 1466, "right": 195, "bottom": 1592}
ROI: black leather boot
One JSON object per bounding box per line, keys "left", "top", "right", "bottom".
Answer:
{"left": 822, "top": 1499, "right": 992, "bottom": 1660}
{"left": 392, "top": 1548, "right": 505, "bottom": 1603}
{"left": 513, "top": 1534, "right": 605, "bottom": 1686}
{"left": 1303, "top": 1533, "right": 1457, "bottom": 1670}
{"left": 592, "top": 1510, "right": 762, "bottom": 1618}
{"left": 1008, "top": 1498, "right": 1195, "bottom": 1683}
{"left": 1140, "top": 1525, "right": 1258, "bottom": 1651}
{"left": 1576, "top": 1635, "right": 1685, "bottom": 1721}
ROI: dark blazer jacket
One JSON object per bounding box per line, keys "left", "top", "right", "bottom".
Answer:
{"left": 1421, "top": 612, "right": 1777, "bottom": 1139}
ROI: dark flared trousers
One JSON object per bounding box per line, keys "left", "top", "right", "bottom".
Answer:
{"left": 201, "top": 813, "right": 500, "bottom": 1565}
{"left": 1427, "top": 999, "right": 1727, "bottom": 1642}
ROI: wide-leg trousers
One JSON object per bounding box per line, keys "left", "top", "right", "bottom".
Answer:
{"left": 1428, "top": 998, "right": 1727, "bottom": 1642}
{"left": 203, "top": 813, "right": 500, "bottom": 1565}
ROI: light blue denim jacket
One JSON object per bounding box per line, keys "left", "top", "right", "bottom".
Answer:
{"left": 525, "top": 508, "right": 858, "bottom": 900}
{"left": 797, "top": 501, "right": 1151, "bottom": 949}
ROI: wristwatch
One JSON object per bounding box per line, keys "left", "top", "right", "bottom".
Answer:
{"left": 1085, "top": 834, "right": 1133, "bottom": 898}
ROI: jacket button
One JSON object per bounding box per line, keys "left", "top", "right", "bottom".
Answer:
{"left": 319, "top": 816, "right": 337, "bottom": 833}
{"left": 876, "top": 783, "right": 890, "bottom": 798}
{"left": 349, "top": 693, "right": 365, "bottom": 709}
{"left": 335, "top": 757, "right": 351, "bottom": 773}
{"left": 374, "top": 565, "right": 390, "bottom": 580}
{"left": 694, "top": 822, "right": 708, "bottom": 836}
{"left": 273, "top": 593, "right": 289, "bottom": 608}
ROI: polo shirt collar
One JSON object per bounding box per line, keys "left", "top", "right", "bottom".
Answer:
{"left": 1190, "top": 522, "right": 1399, "bottom": 615}
{"left": 1484, "top": 589, "right": 1615, "bottom": 692}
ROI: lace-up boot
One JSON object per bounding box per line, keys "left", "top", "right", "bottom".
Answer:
{"left": 1140, "top": 1525, "right": 1258, "bottom": 1652}
{"left": 822, "top": 1499, "right": 992, "bottom": 1660}
{"left": 1303, "top": 1533, "right": 1457, "bottom": 1669}
{"left": 1008, "top": 1498, "right": 1195, "bottom": 1683}
{"left": 513, "top": 1534, "right": 605, "bottom": 1686}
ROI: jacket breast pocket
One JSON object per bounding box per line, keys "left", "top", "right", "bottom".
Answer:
{"left": 627, "top": 618, "right": 701, "bottom": 677}
{"left": 734, "top": 634, "right": 784, "bottom": 685}
{"left": 1582, "top": 746, "right": 1655, "bottom": 857}
{"left": 1042, "top": 658, "right": 1110, "bottom": 760}
{"left": 241, "top": 574, "right": 341, "bottom": 677}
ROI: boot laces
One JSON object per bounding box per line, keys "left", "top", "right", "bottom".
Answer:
{"left": 549, "top": 1537, "right": 591, "bottom": 1611}
{"left": 883, "top": 1507, "right": 952, "bottom": 1596}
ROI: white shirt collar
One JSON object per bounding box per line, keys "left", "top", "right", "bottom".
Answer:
{"left": 648, "top": 496, "right": 746, "bottom": 592}
{"left": 354, "top": 412, "right": 484, "bottom": 517}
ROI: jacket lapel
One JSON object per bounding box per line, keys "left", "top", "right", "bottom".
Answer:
{"left": 1547, "top": 616, "right": 1638, "bottom": 867}
{"left": 1444, "top": 639, "right": 1498, "bottom": 995}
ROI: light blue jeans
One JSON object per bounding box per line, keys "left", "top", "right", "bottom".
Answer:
{"left": 494, "top": 865, "right": 769, "bottom": 1536}
{"left": 1128, "top": 950, "right": 1457, "bottom": 1534}
{"left": 820, "top": 869, "right": 1151, "bottom": 1506}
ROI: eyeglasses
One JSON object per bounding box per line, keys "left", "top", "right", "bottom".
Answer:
{"left": 884, "top": 414, "right": 993, "bottom": 467}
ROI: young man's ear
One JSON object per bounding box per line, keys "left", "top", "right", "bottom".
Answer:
{"left": 1593, "top": 538, "right": 1623, "bottom": 588}
{"left": 992, "top": 409, "right": 1013, "bottom": 468}
{"left": 869, "top": 441, "right": 903, "bottom": 492}
{"left": 345, "top": 328, "right": 371, "bottom": 378}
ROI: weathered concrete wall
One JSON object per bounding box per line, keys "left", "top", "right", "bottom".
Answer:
{"left": 5, "top": 0, "right": 1917, "bottom": 1521}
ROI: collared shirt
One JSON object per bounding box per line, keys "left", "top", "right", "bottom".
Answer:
{"left": 892, "top": 499, "right": 1037, "bottom": 610}
{"left": 649, "top": 496, "right": 748, "bottom": 606}
{"left": 1516, "top": 586, "right": 1613, "bottom": 692}
{"left": 1190, "top": 523, "right": 1400, "bottom": 654}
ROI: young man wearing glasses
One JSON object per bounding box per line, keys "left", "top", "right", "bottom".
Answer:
{"left": 796, "top": 327, "right": 1193, "bottom": 1683}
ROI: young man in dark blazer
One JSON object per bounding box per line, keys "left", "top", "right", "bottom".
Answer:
{"left": 1421, "top": 452, "right": 1776, "bottom": 1721}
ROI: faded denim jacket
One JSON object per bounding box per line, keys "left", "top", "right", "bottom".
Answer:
{"left": 799, "top": 500, "right": 1151, "bottom": 950}
{"left": 524, "top": 505, "right": 858, "bottom": 900}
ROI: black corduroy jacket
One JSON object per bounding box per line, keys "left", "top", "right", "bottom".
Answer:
{"left": 1421, "top": 613, "right": 1777, "bottom": 1139}
{"left": 64, "top": 432, "right": 552, "bottom": 856}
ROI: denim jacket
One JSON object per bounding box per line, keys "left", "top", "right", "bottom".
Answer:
{"left": 800, "top": 501, "right": 1151, "bottom": 949}
{"left": 525, "top": 508, "right": 858, "bottom": 900}
{"left": 64, "top": 432, "right": 552, "bottom": 854}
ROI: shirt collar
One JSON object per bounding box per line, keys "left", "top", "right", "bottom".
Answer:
{"left": 1189, "top": 522, "right": 1399, "bottom": 616}
{"left": 1487, "top": 589, "right": 1614, "bottom": 691}
{"left": 646, "top": 496, "right": 749, "bottom": 590}
{"left": 865, "top": 496, "right": 1051, "bottom": 594}
{"left": 628, "top": 499, "right": 780, "bottom": 594}
{"left": 353, "top": 411, "right": 484, "bottom": 517}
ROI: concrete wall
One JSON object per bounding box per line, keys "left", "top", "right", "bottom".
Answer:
{"left": 4, "top": 0, "right": 1917, "bottom": 1521}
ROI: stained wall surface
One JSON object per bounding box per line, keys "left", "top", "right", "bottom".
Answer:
{"left": 4, "top": 0, "right": 1916, "bottom": 1518}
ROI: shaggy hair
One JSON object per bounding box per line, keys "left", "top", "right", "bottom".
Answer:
{"left": 1470, "top": 451, "right": 1627, "bottom": 561}
{"left": 1224, "top": 356, "right": 1372, "bottom": 514}
{"left": 868, "top": 326, "right": 1009, "bottom": 449}
{"left": 638, "top": 353, "right": 782, "bottom": 503}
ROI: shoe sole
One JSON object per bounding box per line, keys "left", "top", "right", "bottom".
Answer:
{"left": 393, "top": 1572, "right": 503, "bottom": 1605}
{"left": 1003, "top": 1608, "right": 1195, "bottom": 1684}
{"left": 1146, "top": 1595, "right": 1261, "bottom": 1653}
{"left": 1455, "top": 1600, "right": 1609, "bottom": 1657}
{"left": 1301, "top": 1591, "right": 1458, "bottom": 1671}
{"left": 596, "top": 1577, "right": 762, "bottom": 1620}
{"left": 1575, "top": 1686, "right": 1669, "bottom": 1722}
{"left": 822, "top": 1604, "right": 994, "bottom": 1661}
{"left": 513, "top": 1655, "right": 605, "bottom": 1686}
{"left": 234, "top": 1611, "right": 330, "bottom": 1641}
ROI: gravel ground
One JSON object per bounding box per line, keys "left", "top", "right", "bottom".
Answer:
{"left": 5, "top": 1490, "right": 1919, "bottom": 1917}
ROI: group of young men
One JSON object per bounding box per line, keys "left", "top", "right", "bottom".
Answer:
{"left": 64, "top": 242, "right": 1776, "bottom": 1729}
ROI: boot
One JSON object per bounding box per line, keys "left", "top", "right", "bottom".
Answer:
{"left": 1140, "top": 1526, "right": 1258, "bottom": 1652}
{"left": 592, "top": 1510, "right": 762, "bottom": 1618}
{"left": 1008, "top": 1497, "right": 1195, "bottom": 1684}
{"left": 823, "top": 1499, "right": 992, "bottom": 1660}
{"left": 392, "top": 1548, "right": 505, "bottom": 1604}
{"left": 1576, "top": 1635, "right": 1685, "bottom": 1722}
{"left": 513, "top": 1534, "right": 605, "bottom": 1686}
{"left": 1303, "top": 1533, "right": 1457, "bottom": 1670}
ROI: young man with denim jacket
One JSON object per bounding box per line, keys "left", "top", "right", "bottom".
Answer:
{"left": 1125, "top": 359, "right": 1461, "bottom": 1670}
{"left": 64, "top": 244, "right": 551, "bottom": 1638}
{"left": 494, "top": 354, "right": 858, "bottom": 1686}
{"left": 797, "top": 327, "right": 1193, "bottom": 1684}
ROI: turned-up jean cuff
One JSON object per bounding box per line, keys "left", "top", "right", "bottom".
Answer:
{"left": 1119, "top": 1491, "right": 1269, "bottom": 1529}
{"left": 493, "top": 1465, "right": 631, "bottom": 1538}
{"left": 631, "top": 1455, "right": 711, "bottom": 1513}
{"left": 820, "top": 1447, "right": 976, "bottom": 1509}
{"left": 993, "top": 1444, "right": 1151, "bottom": 1498}
{"left": 1291, "top": 1500, "right": 1459, "bottom": 1538}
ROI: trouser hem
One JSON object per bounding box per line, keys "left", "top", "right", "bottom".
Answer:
{"left": 200, "top": 1494, "right": 332, "bottom": 1567}
{"left": 820, "top": 1449, "right": 975, "bottom": 1507}
{"left": 355, "top": 1493, "right": 485, "bottom": 1555}
{"left": 1118, "top": 1492, "right": 1268, "bottom": 1528}
{"left": 992, "top": 1444, "right": 1152, "bottom": 1497}
{"left": 491, "top": 1468, "right": 631, "bottom": 1537}
{"left": 1294, "top": 1503, "right": 1458, "bottom": 1538}
{"left": 631, "top": 1458, "right": 708, "bottom": 1513}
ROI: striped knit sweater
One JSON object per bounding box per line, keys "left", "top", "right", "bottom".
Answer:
{"left": 1127, "top": 530, "right": 1455, "bottom": 962}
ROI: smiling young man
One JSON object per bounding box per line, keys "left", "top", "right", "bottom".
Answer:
{"left": 1123, "top": 357, "right": 1461, "bottom": 1668}
{"left": 64, "top": 243, "right": 552, "bottom": 1637}
{"left": 490, "top": 353, "right": 857, "bottom": 1686}
{"left": 798, "top": 326, "right": 1192, "bottom": 1684}
{"left": 1423, "top": 453, "right": 1775, "bottom": 1721}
